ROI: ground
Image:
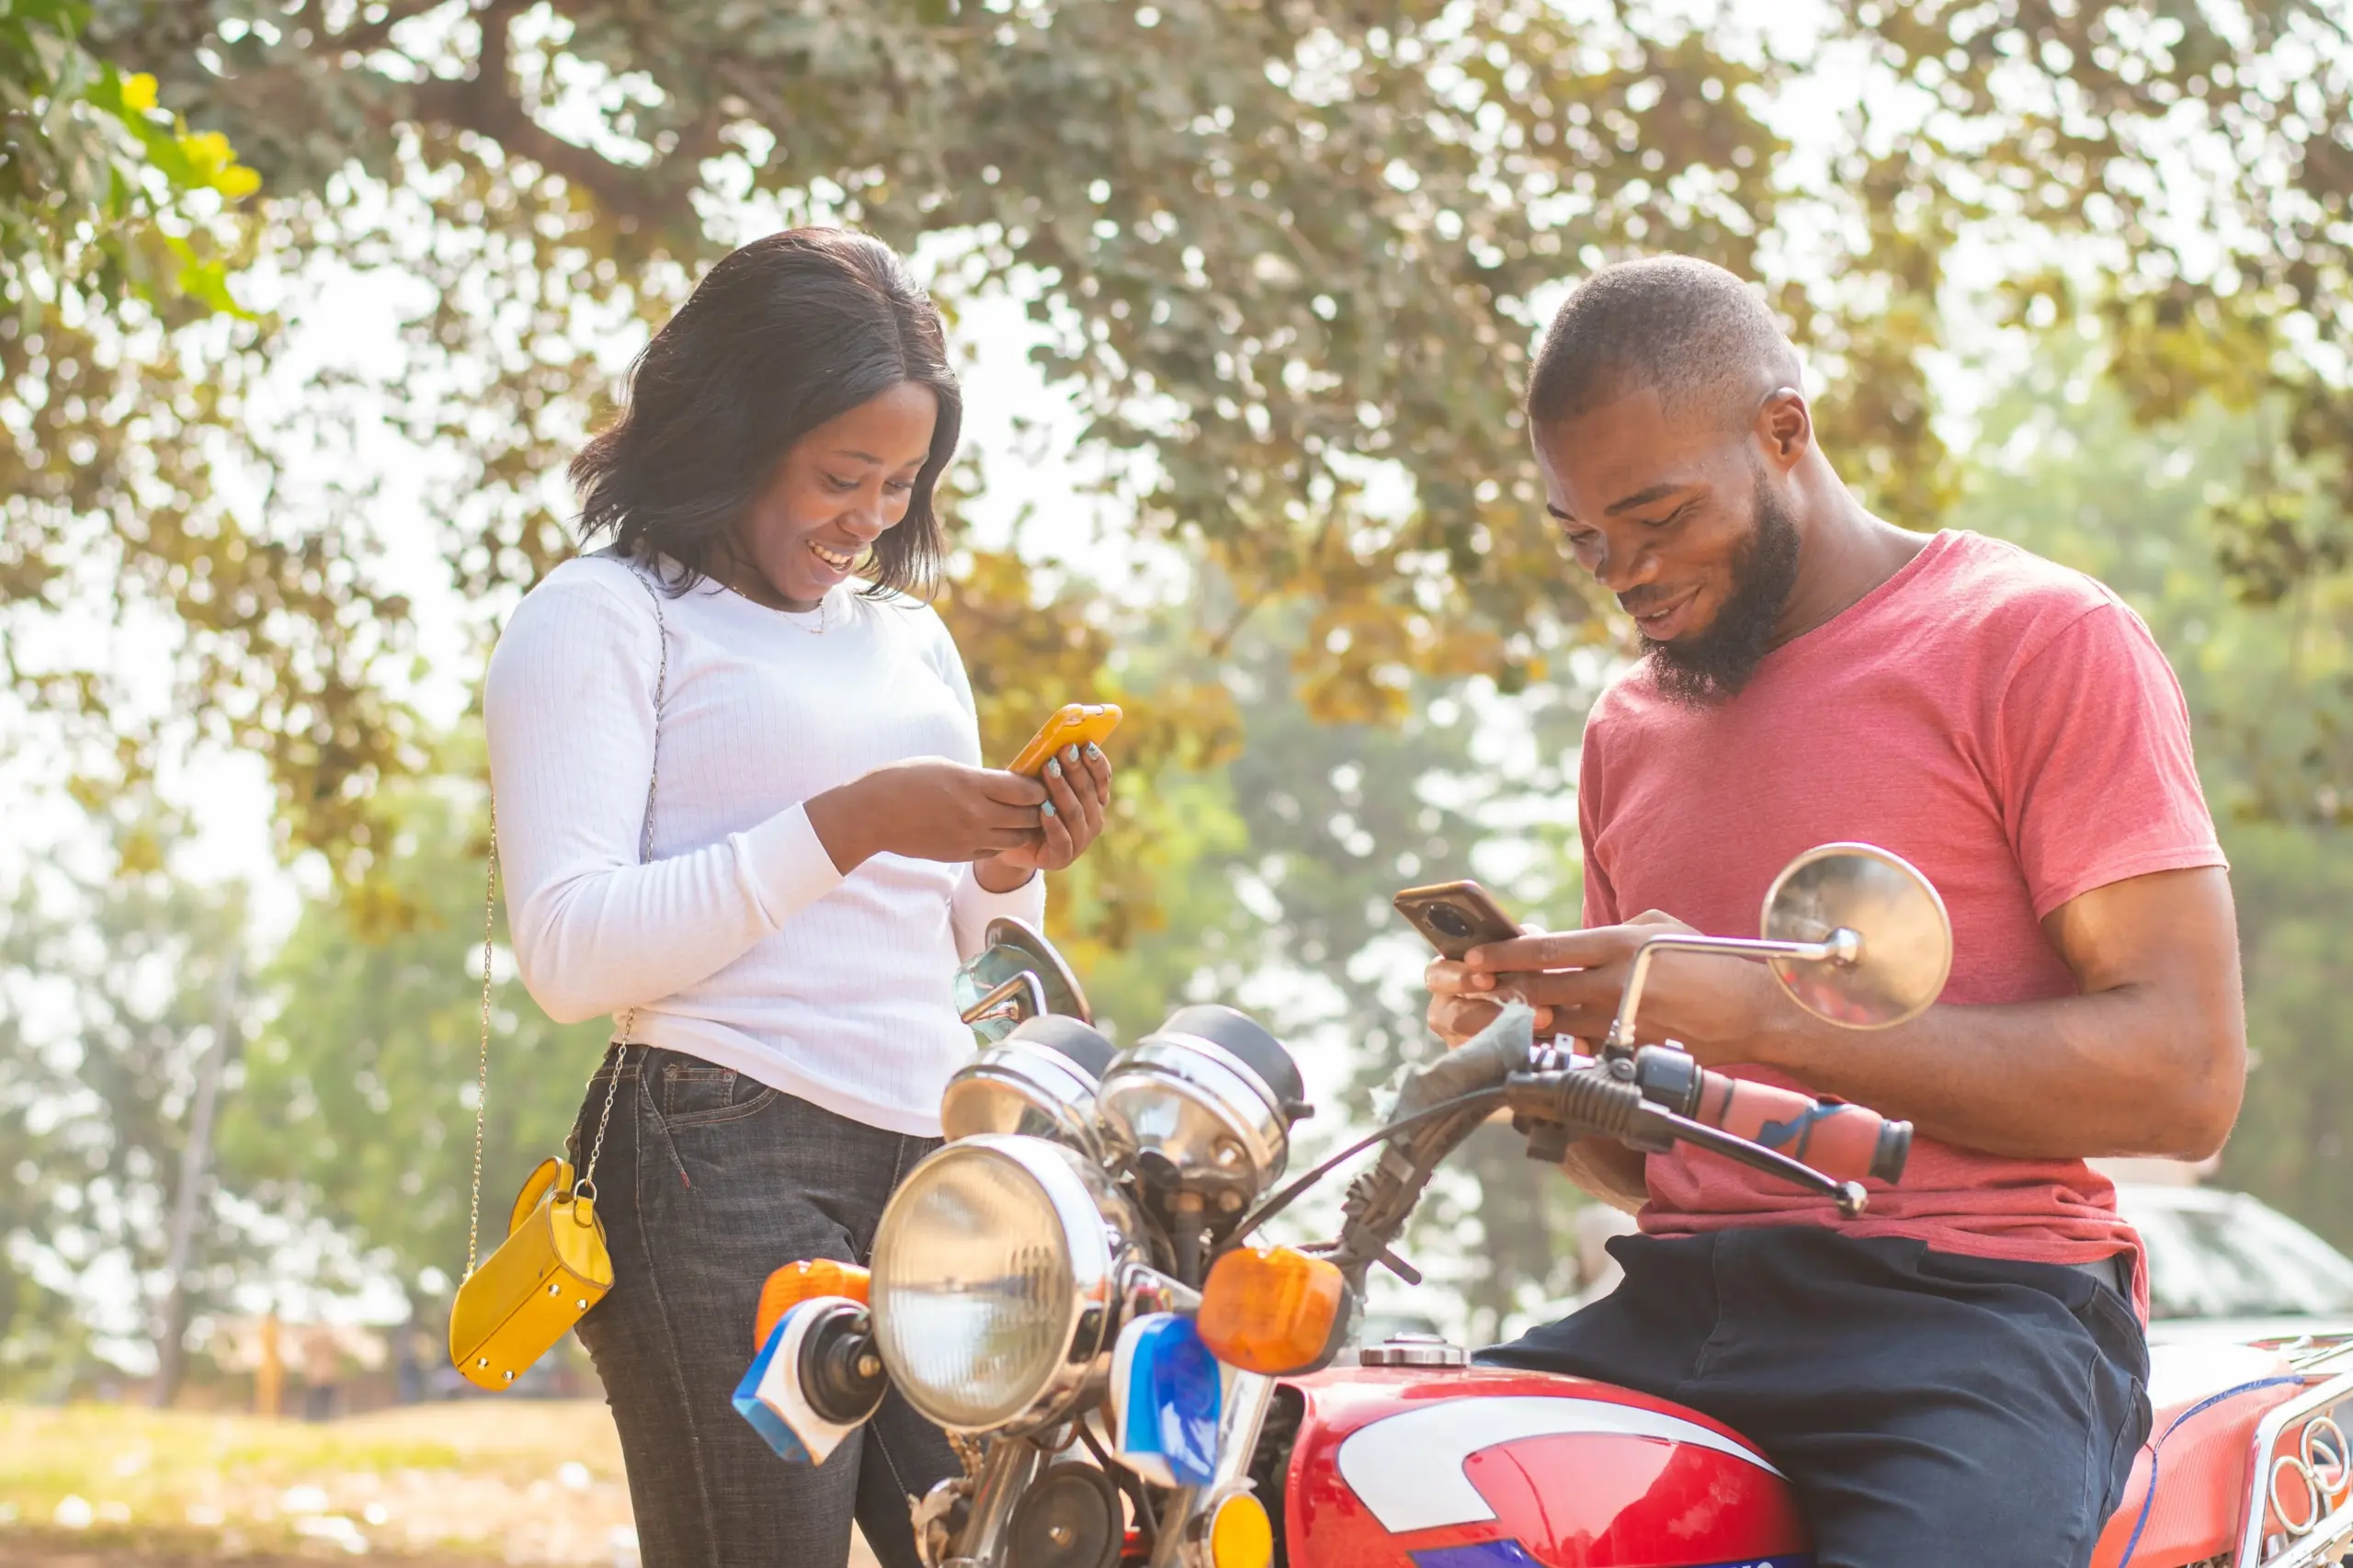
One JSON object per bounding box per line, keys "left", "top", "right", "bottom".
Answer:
{"left": 0, "top": 1402, "right": 881, "bottom": 1565}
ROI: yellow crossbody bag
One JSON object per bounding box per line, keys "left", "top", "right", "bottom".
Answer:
{"left": 449, "top": 566, "right": 668, "bottom": 1392}
{"left": 445, "top": 802, "right": 631, "bottom": 1392}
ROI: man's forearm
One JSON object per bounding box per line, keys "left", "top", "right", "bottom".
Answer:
{"left": 1756, "top": 986, "right": 2242, "bottom": 1161}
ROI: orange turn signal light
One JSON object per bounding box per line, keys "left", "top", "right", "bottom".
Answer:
{"left": 1199, "top": 1244, "right": 1346, "bottom": 1376}
{"left": 754, "top": 1259, "right": 870, "bottom": 1349}
{"left": 1210, "top": 1490, "right": 1274, "bottom": 1568}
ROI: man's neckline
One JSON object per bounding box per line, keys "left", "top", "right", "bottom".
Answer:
{"left": 1766, "top": 528, "right": 1955, "bottom": 664}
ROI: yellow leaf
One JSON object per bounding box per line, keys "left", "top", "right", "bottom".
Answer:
{"left": 178, "top": 131, "right": 235, "bottom": 177}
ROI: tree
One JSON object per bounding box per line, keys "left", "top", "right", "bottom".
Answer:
{"left": 212, "top": 762, "right": 609, "bottom": 1311}
{"left": 3, "top": 0, "right": 258, "bottom": 318}
{"left": 43, "top": 0, "right": 2346, "bottom": 884}
{"left": 0, "top": 831, "right": 254, "bottom": 1393}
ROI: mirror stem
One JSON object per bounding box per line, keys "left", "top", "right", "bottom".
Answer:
{"left": 1603, "top": 931, "right": 1860, "bottom": 1056}
{"left": 959, "top": 970, "right": 1049, "bottom": 1028}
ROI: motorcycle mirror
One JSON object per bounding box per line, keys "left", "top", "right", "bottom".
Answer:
{"left": 1759, "top": 844, "right": 1951, "bottom": 1029}
{"left": 953, "top": 917, "right": 1093, "bottom": 1043}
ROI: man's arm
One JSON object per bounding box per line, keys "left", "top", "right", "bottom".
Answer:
{"left": 1438, "top": 866, "right": 2245, "bottom": 1161}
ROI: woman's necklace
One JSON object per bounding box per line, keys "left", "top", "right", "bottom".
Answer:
{"left": 722, "top": 570, "right": 832, "bottom": 633}
{"left": 779, "top": 593, "right": 831, "bottom": 635}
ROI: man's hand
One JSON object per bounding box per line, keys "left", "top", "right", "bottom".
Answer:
{"left": 1459, "top": 910, "right": 1803, "bottom": 1063}
{"left": 1422, "top": 920, "right": 1667, "bottom": 1211}
{"left": 1432, "top": 868, "right": 2245, "bottom": 1162}
{"left": 1426, "top": 910, "right": 1795, "bottom": 1063}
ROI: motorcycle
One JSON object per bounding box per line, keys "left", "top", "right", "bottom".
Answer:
{"left": 737, "top": 851, "right": 2353, "bottom": 1568}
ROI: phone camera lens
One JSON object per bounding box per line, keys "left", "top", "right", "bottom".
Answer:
{"left": 1429, "top": 905, "right": 1471, "bottom": 939}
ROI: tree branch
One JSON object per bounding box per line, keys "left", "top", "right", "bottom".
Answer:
{"left": 322, "top": 0, "right": 448, "bottom": 58}
{"left": 397, "top": 1, "right": 720, "bottom": 239}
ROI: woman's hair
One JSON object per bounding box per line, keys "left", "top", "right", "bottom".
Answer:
{"left": 572, "top": 228, "right": 961, "bottom": 598}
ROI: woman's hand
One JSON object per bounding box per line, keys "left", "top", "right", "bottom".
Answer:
{"left": 806, "top": 759, "right": 1050, "bottom": 873}
{"left": 975, "top": 742, "right": 1115, "bottom": 890}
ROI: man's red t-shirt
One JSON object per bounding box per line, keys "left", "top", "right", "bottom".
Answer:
{"left": 1579, "top": 529, "right": 2227, "bottom": 1309}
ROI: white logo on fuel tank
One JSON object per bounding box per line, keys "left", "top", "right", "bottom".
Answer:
{"left": 1334, "top": 1394, "right": 1785, "bottom": 1536}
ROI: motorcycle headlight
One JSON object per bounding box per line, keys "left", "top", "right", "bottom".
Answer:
{"left": 870, "top": 1135, "right": 1138, "bottom": 1432}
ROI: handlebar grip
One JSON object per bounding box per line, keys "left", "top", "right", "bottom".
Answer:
{"left": 1689, "top": 1068, "right": 1910, "bottom": 1186}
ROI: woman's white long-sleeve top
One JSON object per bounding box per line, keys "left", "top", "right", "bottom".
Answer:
{"left": 484, "top": 550, "right": 1046, "bottom": 1136}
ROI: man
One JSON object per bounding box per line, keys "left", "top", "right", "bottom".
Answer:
{"left": 1426, "top": 256, "right": 2245, "bottom": 1567}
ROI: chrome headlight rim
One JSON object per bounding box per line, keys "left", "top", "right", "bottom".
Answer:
{"left": 870, "top": 1134, "right": 1137, "bottom": 1434}
{"left": 1096, "top": 1031, "right": 1292, "bottom": 1196}
{"left": 938, "top": 1040, "right": 1108, "bottom": 1162}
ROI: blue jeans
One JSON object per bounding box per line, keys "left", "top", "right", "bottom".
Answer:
{"left": 1480, "top": 1227, "right": 2151, "bottom": 1568}
{"left": 568, "top": 1046, "right": 958, "bottom": 1568}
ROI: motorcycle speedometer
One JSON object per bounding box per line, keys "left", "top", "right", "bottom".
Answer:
{"left": 1097, "top": 1005, "right": 1307, "bottom": 1216}
{"left": 869, "top": 1135, "right": 1138, "bottom": 1432}
{"left": 938, "top": 1017, "right": 1116, "bottom": 1162}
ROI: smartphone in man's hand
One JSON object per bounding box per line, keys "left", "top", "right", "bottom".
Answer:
{"left": 1393, "top": 880, "right": 1523, "bottom": 962}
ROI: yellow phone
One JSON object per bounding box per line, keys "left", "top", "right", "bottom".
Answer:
{"left": 1008, "top": 702, "right": 1123, "bottom": 777}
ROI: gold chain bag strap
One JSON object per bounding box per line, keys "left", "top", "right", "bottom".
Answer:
{"left": 449, "top": 568, "right": 670, "bottom": 1392}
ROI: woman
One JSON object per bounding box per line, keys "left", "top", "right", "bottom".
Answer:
{"left": 484, "top": 228, "right": 1112, "bottom": 1568}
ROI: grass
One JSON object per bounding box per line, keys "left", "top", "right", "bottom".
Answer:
{"left": 0, "top": 1401, "right": 886, "bottom": 1565}
{"left": 0, "top": 1400, "right": 632, "bottom": 1562}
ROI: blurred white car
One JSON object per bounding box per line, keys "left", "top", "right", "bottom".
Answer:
{"left": 2128, "top": 1182, "right": 2353, "bottom": 1344}
{"left": 1500, "top": 1184, "right": 2353, "bottom": 1346}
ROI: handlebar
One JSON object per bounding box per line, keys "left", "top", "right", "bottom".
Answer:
{"left": 1631, "top": 1046, "right": 1911, "bottom": 1186}
{"left": 1315, "top": 1010, "right": 1910, "bottom": 1295}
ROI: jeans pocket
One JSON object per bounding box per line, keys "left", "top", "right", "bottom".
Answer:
{"left": 657, "top": 1060, "right": 777, "bottom": 1127}
{"left": 2098, "top": 1375, "right": 2154, "bottom": 1522}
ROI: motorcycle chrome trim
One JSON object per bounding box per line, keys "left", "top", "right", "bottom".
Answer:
{"left": 2235, "top": 1371, "right": 2353, "bottom": 1567}
{"left": 870, "top": 1136, "right": 1142, "bottom": 1435}
{"left": 953, "top": 917, "right": 1093, "bottom": 1046}
{"left": 939, "top": 1038, "right": 1108, "bottom": 1161}
{"left": 1604, "top": 929, "right": 1858, "bottom": 1053}
{"left": 1148, "top": 1369, "right": 1279, "bottom": 1568}
{"left": 1117, "top": 1258, "right": 1202, "bottom": 1319}
{"left": 2274, "top": 1452, "right": 2324, "bottom": 1539}
{"left": 1358, "top": 1332, "right": 1470, "bottom": 1368}
{"left": 2304, "top": 1414, "right": 2349, "bottom": 1494}
{"left": 958, "top": 971, "right": 1049, "bottom": 1030}
{"left": 1336, "top": 1392, "right": 1788, "bottom": 1536}
{"left": 942, "top": 1436, "right": 1047, "bottom": 1568}
{"left": 912, "top": 1476, "right": 969, "bottom": 1568}
{"left": 1097, "top": 1032, "right": 1292, "bottom": 1198}
{"left": 1763, "top": 842, "right": 1952, "bottom": 1027}
{"left": 1603, "top": 843, "right": 1954, "bottom": 1052}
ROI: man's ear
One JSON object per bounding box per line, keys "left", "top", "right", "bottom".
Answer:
{"left": 1755, "top": 386, "right": 1811, "bottom": 472}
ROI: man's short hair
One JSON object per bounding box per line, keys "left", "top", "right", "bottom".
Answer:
{"left": 1525, "top": 256, "right": 1802, "bottom": 435}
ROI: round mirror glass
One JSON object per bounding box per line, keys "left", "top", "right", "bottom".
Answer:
{"left": 1760, "top": 844, "right": 1951, "bottom": 1029}
{"left": 953, "top": 917, "right": 1093, "bottom": 1042}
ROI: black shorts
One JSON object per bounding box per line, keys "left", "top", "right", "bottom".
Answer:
{"left": 1479, "top": 1226, "right": 2152, "bottom": 1568}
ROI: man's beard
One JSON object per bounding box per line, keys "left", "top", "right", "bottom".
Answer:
{"left": 1643, "top": 483, "right": 1802, "bottom": 708}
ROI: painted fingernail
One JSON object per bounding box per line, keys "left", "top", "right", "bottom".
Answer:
{"left": 1046, "top": 758, "right": 1063, "bottom": 778}
{"left": 1041, "top": 801, "right": 1058, "bottom": 818}
{"left": 1086, "top": 743, "right": 1103, "bottom": 759}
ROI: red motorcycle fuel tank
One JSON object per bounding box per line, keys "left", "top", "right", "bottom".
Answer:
{"left": 1279, "top": 1365, "right": 1813, "bottom": 1568}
